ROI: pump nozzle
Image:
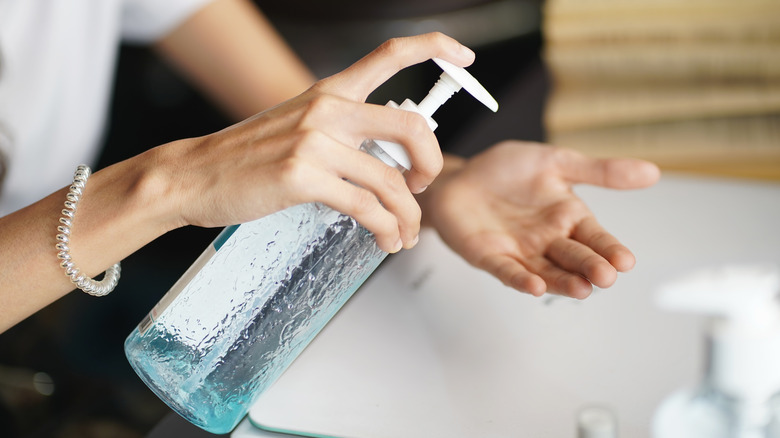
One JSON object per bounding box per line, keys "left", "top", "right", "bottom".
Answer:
{"left": 656, "top": 265, "right": 780, "bottom": 403}
{"left": 371, "top": 58, "right": 498, "bottom": 171}
{"left": 432, "top": 58, "right": 499, "bottom": 113}
{"left": 657, "top": 265, "right": 780, "bottom": 328}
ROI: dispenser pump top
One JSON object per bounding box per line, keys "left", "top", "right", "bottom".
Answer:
{"left": 373, "top": 58, "right": 498, "bottom": 171}
{"left": 424, "top": 58, "right": 499, "bottom": 115}
{"left": 657, "top": 265, "right": 780, "bottom": 401}
{"left": 656, "top": 265, "right": 780, "bottom": 328}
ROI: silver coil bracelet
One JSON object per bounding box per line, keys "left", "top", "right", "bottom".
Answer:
{"left": 55, "top": 165, "right": 121, "bottom": 296}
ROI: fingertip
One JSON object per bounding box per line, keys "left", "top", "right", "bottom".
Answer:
{"left": 406, "top": 172, "right": 434, "bottom": 196}
{"left": 570, "top": 283, "right": 593, "bottom": 300}
{"left": 426, "top": 32, "right": 475, "bottom": 67}
{"left": 564, "top": 276, "right": 593, "bottom": 300}
{"left": 573, "top": 290, "right": 593, "bottom": 300}
{"left": 375, "top": 233, "right": 404, "bottom": 253}
{"left": 389, "top": 238, "right": 403, "bottom": 254}
{"left": 643, "top": 161, "right": 662, "bottom": 185}
{"left": 513, "top": 275, "right": 547, "bottom": 297}
{"left": 609, "top": 248, "right": 636, "bottom": 272}
{"left": 629, "top": 159, "right": 661, "bottom": 187}
{"left": 607, "top": 158, "right": 662, "bottom": 189}
{"left": 589, "top": 264, "right": 618, "bottom": 289}
{"left": 412, "top": 185, "right": 428, "bottom": 195}
{"left": 456, "top": 43, "right": 476, "bottom": 66}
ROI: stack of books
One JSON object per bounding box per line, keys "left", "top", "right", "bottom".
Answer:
{"left": 543, "top": 0, "right": 780, "bottom": 179}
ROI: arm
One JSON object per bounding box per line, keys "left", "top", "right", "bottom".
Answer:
{"left": 0, "top": 157, "right": 168, "bottom": 333}
{"left": 154, "top": 0, "right": 317, "bottom": 119}
{"left": 0, "top": 33, "right": 476, "bottom": 333}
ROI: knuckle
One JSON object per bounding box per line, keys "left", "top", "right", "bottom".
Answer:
{"left": 430, "top": 152, "right": 445, "bottom": 176}
{"left": 399, "top": 201, "right": 422, "bottom": 230}
{"left": 400, "top": 110, "right": 429, "bottom": 136}
{"left": 307, "top": 81, "right": 327, "bottom": 95}
{"left": 296, "top": 128, "right": 326, "bottom": 150}
{"left": 581, "top": 254, "right": 604, "bottom": 276}
{"left": 589, "top": 230, "right": 613, "bottom": 248}
{"left": 350, "top": 187, "right": 379, "bottom": 217}
{"left": 277, "top": 155, "right": 311, "bottom": 192}
{"left": 496, "top": 264, "right": 517, "bottom": 287}
{"left": 428, "top": 31, "right": 449, "bottom": 45}
{"left": 410, "top": 201, "right": 422, "bottom": 225}
{"left": 548, "top": 146, "right": 570, "bottom": 169}
{"left": 377, "top": 37, "right": 405, "bottom": 57}
{"left": 281, "top": 131, "right": 316, "bottom": 162}
{"left": 548, "top": 209, "right": 568, "bottom": 229}
{"left": 547, "top": 202, "right": 583, "bottom": 230}
{"left": 381, "top": 165, "right": 407, "bottom": 192}
{"left": 398, "top": 112, "right": 442, "bottom": 175}
{"left": 379, "top": 167, "right": 421, "bottom": 226}
{"left": 298, "top": 94, "right": 338, "bottom": 128}
{"left": 550, "top": 145, "right": 570, "bottom": 162}
{"left": 521, "top": 232, "right": 547, "bottom": 254}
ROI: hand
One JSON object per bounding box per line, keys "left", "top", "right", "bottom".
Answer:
{"left": 421, "top": 141, "right": 661, "bottom": 299}
{"left": 153, "top": 33, "right": 476, "bottom": 253}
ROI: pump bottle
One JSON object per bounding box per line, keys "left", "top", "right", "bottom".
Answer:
{"left": 124, "top": 58, "right": 498, "bottom": 434}
{"left": 652, "top": 265, "right": 780, "bottom": 438}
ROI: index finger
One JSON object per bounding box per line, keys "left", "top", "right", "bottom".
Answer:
{"left": 552, "top": 147, "right": 661, "bottom": 190}
{"left": 320, "top": 32, "right": 476, "bottom": 102}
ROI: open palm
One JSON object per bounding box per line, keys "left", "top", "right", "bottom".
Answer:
{"left": 424, "top": 141, "right": 660, "bottom": 298}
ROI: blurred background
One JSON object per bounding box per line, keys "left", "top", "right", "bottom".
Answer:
{"left": 542, "top": 0, "right": 780, "bottom": 180}
{"left": 1, "top": 0, "right": 778, "bottom": 436}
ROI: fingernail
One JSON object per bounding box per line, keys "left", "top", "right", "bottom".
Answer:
{"left": 413, "top": 185, "right": 428, "bottom": 194}
{"left": 392, "top": 238, "right": 403, "bottom": 253}
{"left": 406, "top": 235, "right": 419, "bottom": 249}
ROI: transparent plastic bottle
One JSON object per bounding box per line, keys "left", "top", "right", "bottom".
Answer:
{"left": 652, "top": 265, "right": 780, "bottom": 438}
{"left": 124, "top": 58, "right": 498, "bottom": 434}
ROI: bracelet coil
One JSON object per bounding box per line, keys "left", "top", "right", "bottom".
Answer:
{"left": 56, "top": 165, "right": 121, "bottom": 297}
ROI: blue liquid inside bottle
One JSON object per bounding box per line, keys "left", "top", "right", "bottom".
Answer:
{"left": 124, "top": 141, "right": 394, "bottom": 434}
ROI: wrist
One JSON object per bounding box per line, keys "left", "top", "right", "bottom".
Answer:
{"left": 69, "top": 145, "right": 186, "bottom": 268}
{"left": 124, "top": 137, "right": 203, "bottom": 233}
{"left": 417, "top": 153, "right": 466, "bottom": 228}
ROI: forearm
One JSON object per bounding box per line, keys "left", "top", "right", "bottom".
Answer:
{"left": 154, "top": 0, "right": 316, "bottom": 120}
{"left": 0, "top": 146, "right": 183, "bottom": 333}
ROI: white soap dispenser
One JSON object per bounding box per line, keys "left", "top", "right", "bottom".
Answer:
{"left": 652, "top": 265, "right": 780, "bottom": 438}
{"left": 365, "top": 58, "right": 499, "bottom": 170}
{"left": 124, "top": 58, "right": 497, "bottom": 434}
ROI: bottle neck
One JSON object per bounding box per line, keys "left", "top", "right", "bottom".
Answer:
{"left": 417, "top": 75, "right": 459, "bottom": 118}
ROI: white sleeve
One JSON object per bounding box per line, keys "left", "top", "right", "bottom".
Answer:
{"left": 121, "top": 0, "right": 215, "bottom": 43}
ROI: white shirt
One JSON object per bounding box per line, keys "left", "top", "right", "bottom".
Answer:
{"left": 0, "top": 0, "right": 212, "bottom": 216}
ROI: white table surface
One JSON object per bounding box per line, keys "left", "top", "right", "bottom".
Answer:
{"left": 232, "top": 174, "right": 780, "bottom": 438}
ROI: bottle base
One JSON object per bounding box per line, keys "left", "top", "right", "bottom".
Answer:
{"left": 125, "top": 337, "right": 243, "bottom": 434}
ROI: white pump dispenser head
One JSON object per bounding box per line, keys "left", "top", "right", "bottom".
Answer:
{"left": 657, "top": 265, "right": 780, "bottom": 404}
{"left": 372, "top": 58, "right": 498, "bottom": 171}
